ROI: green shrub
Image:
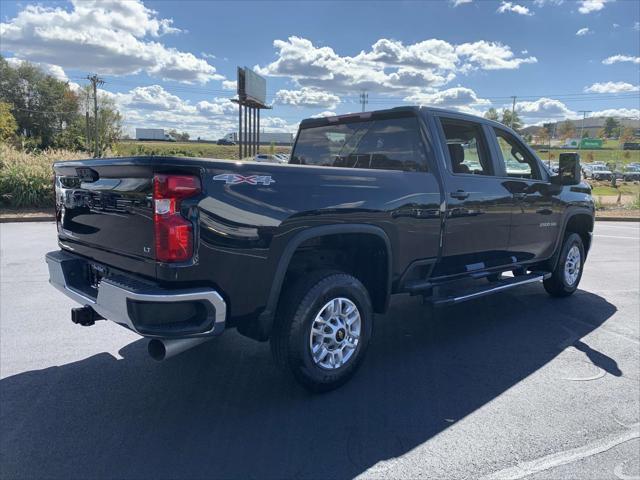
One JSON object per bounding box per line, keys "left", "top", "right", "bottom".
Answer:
{"left": 0, "top": 143, "right": 85, "bottom": 208}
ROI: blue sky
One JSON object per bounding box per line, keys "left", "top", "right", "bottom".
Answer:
{"left": 1, "top": 0, "right": 639, "bottom": 139}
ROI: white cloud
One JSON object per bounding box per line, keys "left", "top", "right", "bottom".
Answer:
{"left": 576, "top": 27, "right": 592, "bottom": 36}
{"left": 256, "top": 36, "right": 536, "bottom": 95}
{"left": 451, "top": 0, "right": 472, "bottom": 6}
{"left": 497, "top": 2, "right": 534, "bottom": 15}
{"left": 591, "top": 108, "right": 640, "bottom": 119}
{"left": 0, "top": 0, "right": 222, "bottom": 84}
{"left": 578, "top": 0, "right": 609, "bottom": 14}
{"left": 532, "top": 0, "right": 564, "bottom": 6}
{"left": 584, "top": 81, "right": 639, "bottom": 93}
{"left": 260, "top": 116, "right": 299, "bottom": 133}
{"left": 222, "top": 80, "right": 237, "bottom": 90}
{"left": 602, "top": 55, "right": 640, "bottom": 65}
{"left": 5, "top": 57, "right": 69, "bottom": 81}
{"left": 311, "top": 111, "right": 338, "bottom": 118}
{"left": 515, "top": 98, "right": 577, "bottom": 123}
{"left": 455, "top": 41, "right": 537, "bottom": 70}
{"left": 404, "top": 87, "right": 490, "bottom": 116}
{"left": 612, "top": 23, "right": 620, "bottom": 28}
{"left": 106, "top": 84, "right": 240, "bottom": 139}
{"left": 275, "top": 87, "right": 340, "bottom": 108}
{"left": 201, "top": 52, "right": 216, "bottom": 60}
{"left": 634, "top": 22, "right": 640, "bottom": 31}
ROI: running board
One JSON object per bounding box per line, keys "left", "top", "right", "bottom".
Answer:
{"left": 428, "top": 272, "right": 551, "bottom": 307}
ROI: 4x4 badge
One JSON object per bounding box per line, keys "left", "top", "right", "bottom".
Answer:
{"left": 213, "top": 174, "right": 275, "bottom": 186}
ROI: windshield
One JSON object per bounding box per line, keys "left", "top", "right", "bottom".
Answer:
{"left": 291, "top": 116, "right": 428, "bottom": 172}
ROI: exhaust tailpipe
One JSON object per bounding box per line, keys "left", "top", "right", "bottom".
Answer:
{"left": 148, "top": 337, "right": 212, "bottom": 361}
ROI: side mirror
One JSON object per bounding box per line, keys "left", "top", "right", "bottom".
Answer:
{"left": 552, "top": 152, "right": 581, "bottom": 185}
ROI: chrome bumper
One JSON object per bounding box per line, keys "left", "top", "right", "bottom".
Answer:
{"left": 46, "top": 250, "right": 226, "bottom": 338}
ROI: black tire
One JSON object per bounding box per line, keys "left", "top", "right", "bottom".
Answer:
{"left": 543, "top": 233, "right": 585, "bottom": 297}
{"left": 271, "top": 270, "right": 373, "bottom": 392}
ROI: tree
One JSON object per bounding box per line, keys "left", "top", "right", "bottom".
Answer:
{"left": 0, "top": 56, "right": 80, "bottom": 148}
{"left": 0, "top": 101, "right": 17, "bottom": 142}
{"left": 620, "top": 127, "right": 635, "bottom": 143}
{"left": 167, "top": 129, "right": 190, "bottom": 142}
{"left": 603, "top": 117, "right": 620, "bottom": 138}
{"left": 539, "top": 122, "right": 555, "bottom": 143}
{"left": 484, "top": 108, "right": 499, "bottom": 121}
{"left": 76, "top": 85, "right": 122, "bottom": 154}
{"left": 500, "top": 109, "right": 523, "bottom": 132}
{"left": 558, "top": 120, "right": 576, "bottom": 140}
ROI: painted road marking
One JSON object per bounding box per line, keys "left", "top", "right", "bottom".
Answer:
{"left": 594, "top": 235, "right": 640, "bottom": 240}
{"left": 482, "top": 425, "right": 640, "bottom": 480}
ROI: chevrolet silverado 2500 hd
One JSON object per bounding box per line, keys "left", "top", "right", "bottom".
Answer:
{"left": 46, "top": 107, "right": 595, "bottom": 391}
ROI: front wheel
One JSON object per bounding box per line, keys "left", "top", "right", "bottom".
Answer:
{"left": 271, "top": 271, "right": 373, "bottom": 392}
{"left": 544, "top": 233, "right": 585, "bottom": 297}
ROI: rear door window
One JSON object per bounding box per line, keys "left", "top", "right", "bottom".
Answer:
{"left": 291, "top": 116, "right": 428, "bottom": 172}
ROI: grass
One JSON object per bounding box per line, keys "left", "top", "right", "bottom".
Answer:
{"left": 0, "top": 144, "right": 86, "bottom": 208}
{"left": 533, "top": 147, "right": 640, "bottom": 165}
{"left": 114, "top": 141, "right": 291, "bottom": 160}
{"left": 591, "top": 183, "right": 640, "bottom": 196}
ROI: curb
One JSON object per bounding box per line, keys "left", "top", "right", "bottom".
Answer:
{"left": 0, "top": 215, "right": 54, "bottom": 223}
{"left": 595, "top": 216, "right": 640, "bottom": 222}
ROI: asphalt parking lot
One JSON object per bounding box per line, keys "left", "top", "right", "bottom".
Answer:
{"left": 1, "top": 221, "right": 638, "bottom": 480}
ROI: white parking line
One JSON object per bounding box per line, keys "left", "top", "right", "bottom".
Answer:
{"left": 594, "top": 235, "right": 639, "bottom": 240}
{"left": 481, "top": 425, "right": 640, "bottom": 480}
{"left": 597, "top": 225, "right": 640, "bottom": 230}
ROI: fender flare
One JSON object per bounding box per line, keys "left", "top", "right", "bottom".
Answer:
{"left": 256, "top": 224, "right": 393, "bottom": 339}
{"left": 548, "top": 207, "right": 594, "bottom": 270}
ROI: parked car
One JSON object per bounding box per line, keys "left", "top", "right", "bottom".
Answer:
{"left": 587, "top": 165, "right": 613, "bottom": 181}
{"left": 621, "top": 165, "right": 640, "bottom": 182}
{"left": 46, "top": 106, "right": 594, "bottom": 391}
{"left": 217, "top": 138, "right": 236, "bottom": 145}
{"left": 254, "top": 153, "right": 288, "bottom": 163}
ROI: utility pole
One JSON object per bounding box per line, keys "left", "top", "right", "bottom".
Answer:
{"left": 86, "top": 74, "right": 104, "bottom": 157}
{"left": 577, "top": 110, "right": 591, "bottom": 150}
{"left": 359, "top": 91, "right": 368, "bottom": 112}
{"left": 510, "top": 96, "right": 517, "bottom": 129}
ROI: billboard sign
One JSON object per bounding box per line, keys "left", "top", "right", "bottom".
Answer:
{"left": 579, "top": 138, "right": 603, "bottom": 149}
{"left": 237, "top": 67, "right": 266, "bottom": 105}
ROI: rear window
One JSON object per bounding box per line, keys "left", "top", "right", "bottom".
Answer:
{"left": 291, "top": 116, "right": 428, "bottom": 172}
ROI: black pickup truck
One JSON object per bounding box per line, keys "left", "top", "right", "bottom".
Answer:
{"left": 46, "top": 107, "right": 595, "bottom": 391}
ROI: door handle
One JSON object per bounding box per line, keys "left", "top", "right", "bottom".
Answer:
{"left": 450, "top": 190, "right": 470, "bottom": 200}
{"left": 513, "top": 192, "right": 527, "bottom": 200}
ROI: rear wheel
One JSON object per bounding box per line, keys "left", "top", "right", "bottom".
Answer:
{"left": 544, "top": 233, "right": 585, "bottom": 297}
{"left": 271, "top": 270, "right": 373, "bottom": 392}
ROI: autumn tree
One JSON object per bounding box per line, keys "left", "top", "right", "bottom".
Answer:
{"left": 0, "top": 101, "right": 17, "bottom": 142}
{"left": 558, "top": 120, "right": 577, "bottom": 140}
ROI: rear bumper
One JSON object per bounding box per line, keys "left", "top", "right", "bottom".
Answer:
{"left": 46, "top": 250, "right": 226, "bottom": 338}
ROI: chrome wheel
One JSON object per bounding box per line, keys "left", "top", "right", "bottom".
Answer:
{"left": 309, "top": 297, "right": 361, "bottom": 370}
{"left": 564, "top": 245, "right": 581, "bottom": 286}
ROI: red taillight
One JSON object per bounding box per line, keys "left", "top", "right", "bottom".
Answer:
{"left": 153, "top": 174, "right": 201, "bottom": 262}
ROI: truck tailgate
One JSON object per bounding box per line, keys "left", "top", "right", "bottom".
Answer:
{"left": 54, "top": 161, "right": 156, "bottom": 270}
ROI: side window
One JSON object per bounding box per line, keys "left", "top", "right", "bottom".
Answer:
{"left": 439, "top": 118, "right": 492, "bottom": 176}
{"left": 494, "top": 128, "right": 542, "bottom": 180}
{"left": 292, "top": 116, "right": 429, "bottom": 172}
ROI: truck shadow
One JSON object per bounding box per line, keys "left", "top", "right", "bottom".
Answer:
{"left": 1, "top": 287, "right": 618, "bottom": 479}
